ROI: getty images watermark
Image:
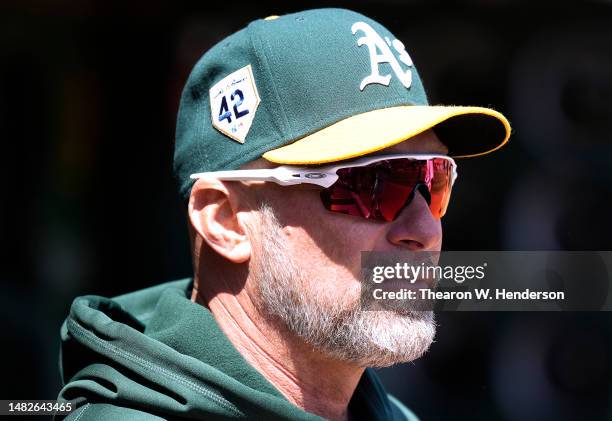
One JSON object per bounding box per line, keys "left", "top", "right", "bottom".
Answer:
{"left": 360, "top": 251, "right": 612, "bottom": 311}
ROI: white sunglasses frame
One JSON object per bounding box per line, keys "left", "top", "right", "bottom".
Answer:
{"left": 189, "top": 153, "right": 458, "bottom": 189}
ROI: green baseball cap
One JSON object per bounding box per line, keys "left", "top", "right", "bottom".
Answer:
{"left": 173, "top": 8, "right": 511, "bottom": 200}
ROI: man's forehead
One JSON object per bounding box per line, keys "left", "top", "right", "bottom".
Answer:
{"left": 242, "top": 129, "right": 448, "bottom": 170}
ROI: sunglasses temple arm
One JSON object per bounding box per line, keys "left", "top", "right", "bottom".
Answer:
{"left": 190, "top": 168, "right": 336, "bottom": 187}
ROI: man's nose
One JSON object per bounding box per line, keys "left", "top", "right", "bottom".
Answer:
{"left": 386, "top": 189, "right": 443, "bottom": 251}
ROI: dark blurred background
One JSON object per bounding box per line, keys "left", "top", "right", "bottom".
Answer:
{"left": 1, "top": 0, "right": 612, "bottom": 420}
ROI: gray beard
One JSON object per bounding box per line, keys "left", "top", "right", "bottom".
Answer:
{"left": 250, "top": 204, "right": 436, "bottom": 368}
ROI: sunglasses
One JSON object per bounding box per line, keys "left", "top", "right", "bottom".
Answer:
{"left": 190, "top": 154, "right": 457, "bottom": 222}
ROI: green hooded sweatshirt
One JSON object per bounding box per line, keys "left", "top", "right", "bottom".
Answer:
{"left": 56, "top": 278, "right": 419, "bottom": 420}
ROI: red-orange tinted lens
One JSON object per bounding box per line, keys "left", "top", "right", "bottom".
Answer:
{"left": 320, "top": 158, "right": 453, "bottom": 222}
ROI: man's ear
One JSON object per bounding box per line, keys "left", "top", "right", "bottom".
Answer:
{"left": 188, "top": 177, "right": 252, "bottom": 263}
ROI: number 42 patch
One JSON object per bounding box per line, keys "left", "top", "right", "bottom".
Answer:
{"left": 209, "top": 65, "right": 261, "bottom": 144}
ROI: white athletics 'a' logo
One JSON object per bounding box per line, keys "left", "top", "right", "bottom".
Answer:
{"left": 351, "top": 21, "right": 414, "bottom": 91}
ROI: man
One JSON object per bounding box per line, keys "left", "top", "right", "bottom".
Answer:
{"left": 56, "top": 8, "right": 510, "bottom": 421}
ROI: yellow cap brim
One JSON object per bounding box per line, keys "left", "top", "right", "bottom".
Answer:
{"left": 262, "top": 105, "right": 511, "bottom": 165}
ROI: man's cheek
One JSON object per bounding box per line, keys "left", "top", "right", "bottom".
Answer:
{"left": 318, "top": 219, "right": 372, "bottom": 271}
{"left": 324, "top": 217, "right": 379, "bottom": 249}
{"left": 272, "top": 190, "right": 323, "bottom": 225}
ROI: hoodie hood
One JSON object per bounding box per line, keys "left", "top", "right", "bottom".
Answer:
{"left": 57, "top": 279, "right": 417, "bottom": 420}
